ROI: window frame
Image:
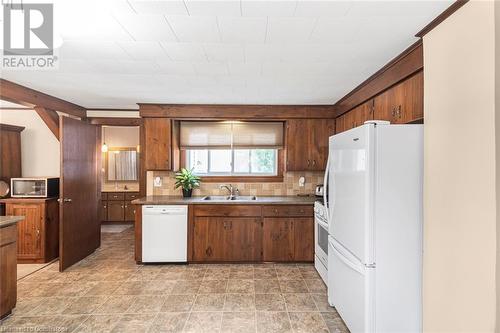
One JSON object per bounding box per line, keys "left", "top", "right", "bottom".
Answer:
{"left": 181, "top": 149, "right": 284, "bottom": 183}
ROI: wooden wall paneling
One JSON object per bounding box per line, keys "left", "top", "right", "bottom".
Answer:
{"left": 34, "top": 106, "right": 60, "bottom": 140}
{"left": 334, "top": 40, "right": 423, "bottom": 117}
{"left": 0, "top": 124, "right": 24, "bottom": 183}
{"left": 139, "top": 104, "right": 336, "bottom": 119}
{"left": 0, "top": 79, "right": 87, "bottom": 118}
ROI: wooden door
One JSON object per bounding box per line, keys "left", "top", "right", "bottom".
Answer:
{"left": 59, "top": 117, "right": 100, "bottom": 271}
{"left": 263, "top": 218, "right": 294, "bottom": 261}
{"left": 124, "top": 202, "right": 135, "bottom": 221}
{"left": 286, "top": 120, "right": 309, "bottom": 171}
{"left": 6, "top": 203, "right": 42, "bottom": 260}
{"left": 224, "top": 218, "right": 262, "bottom": 261}
{"left": 144, "top": 118, "right": 171, "bottom": 170}
{"left": 308, "top": 119, "right": 335, "bottom": 170}
{"left": 293, "top": 218, "right": 314, "bottom": 261}
{"left": 107, "top": 201, "right": 124, "bottom": 221}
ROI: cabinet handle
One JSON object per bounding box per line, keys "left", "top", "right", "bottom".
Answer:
{"left": 205, "top": 247, "right": 213, "bottom": 257}
{"left": 104, "top": 205, "right": 107, "bottom": 209}
{"left": 312, "top": 160, "right": 316, "bottom": 166}
{"left": 397, "top": 105, "right": 402, "bottom": 118}
{"left": 36, "top": 229, "right": 40, "bottom": 238}
{"left": 307, "top": 160, "right": 310, "bottom": 166}
{"left": 274, "top": 209, "right": 278, "bottom": 214}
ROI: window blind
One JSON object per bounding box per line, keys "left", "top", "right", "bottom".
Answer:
{"left": 180, "top": 121, "right": 284, "bottom": 149}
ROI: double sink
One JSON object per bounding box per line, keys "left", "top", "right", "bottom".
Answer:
{"left": 202, "top": 195, "right": 257, "bottom": 201}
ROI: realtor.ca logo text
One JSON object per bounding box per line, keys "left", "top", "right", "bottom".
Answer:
{"left": 2, "top": 2, "right": 58, "bottom": 70}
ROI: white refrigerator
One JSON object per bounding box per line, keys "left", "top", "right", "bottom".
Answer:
{"left": 325, "top": 121, "right": 423, "bottom": 333}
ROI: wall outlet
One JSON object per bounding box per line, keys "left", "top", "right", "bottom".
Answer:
{"left": 153, "top": 176, "right": 162, "bottom": 187}
{"left": 298, "top": 176, "right": 305, "bottom": 187}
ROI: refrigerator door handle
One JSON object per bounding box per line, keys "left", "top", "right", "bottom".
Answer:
{"left": 329, "top": 239, "right": 365, "bottom": 275}
{"left": 323, "top": 154, "right": 330, "bottom": 220}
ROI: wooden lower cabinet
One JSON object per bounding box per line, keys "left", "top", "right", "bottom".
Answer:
{"left": 190, "top": 204, "right": 313, "bottom": 263}
{"left": 101, "top": 192, "right": 138, "bottom": 223}
{"left": 193, "top": 217, "right": 262, "bottom": 262}
{"left": 1, "top": 198, "right": 59, "bottom": 264}
{"left": 0, "top": 223, "right": 17, "bottom": 319}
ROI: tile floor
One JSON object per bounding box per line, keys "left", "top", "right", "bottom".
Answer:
{"left": 0, "top": 228, "right": 349, "bottom": 333}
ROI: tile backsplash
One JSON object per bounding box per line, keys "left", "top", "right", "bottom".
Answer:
{"left": 147, "top": 171, "right": 324, "bottom": 197}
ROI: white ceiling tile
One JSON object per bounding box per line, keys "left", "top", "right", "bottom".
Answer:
{"left": 167, "top": 16, "right": 221, "bottom": 42}
{"left": 267, "top": 17, "right": 317, "bottom": 43}
{"left": 310, "top": 17, "right": 361, "bottom": 43}
{"left": 203, "top": 44, "right": 245, "bottom": 62}
{"left": 227, "top": 62, "right": 262, "bottom": 76}
{"left": 129, "top": 0, "right": 189, "bottom": 15}
{"left": 118, "top": 41, "right": 170, "bottom": 60}
{"left": 92, "top": 59, "right": 161, "bottom": 74}
{"left": 241, "top": 0, "right": 297, "bottom": 17}
{"left": 185, "top": 0, "right": 241, "bottom": 16}
{"left": 114, "top": 14, "right": 177, "bottom": 41}
{"left": 59, "top": 41, "right": 132, "bottom": 60}
{"left": 155, "top": 61, "right": 197, "bottom": 75}
{"left": 218, "top": 17, "right": 267, "bottom": 43}
{"left": 160, "top": 42, "right": 207, "bottom": 61}
{"left": 294, "top": 1, "right": 351, "bottom": 17}
{"left": 347, "top": 1, "right": 453, "bottom": 18}
{"left": 193, "top": 62, "right": 229, "bottom": 75}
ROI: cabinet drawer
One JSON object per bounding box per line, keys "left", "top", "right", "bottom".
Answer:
{"left": 194, "top": 205, "right": 262, "bottom": 217}
{"left": 263, "top": 205, "right": 313, "bottom": 217}
{"left": 101, "top": 193, "right": 108, "bottom": 200}
{"left": 107, "top": 193, "right": 125, "bottom": 201}
{"left": 0, "top": 225, "right": 16, "bottom": 246}
{"left": 125, "top": 192, "right": 140, "bottom": 201}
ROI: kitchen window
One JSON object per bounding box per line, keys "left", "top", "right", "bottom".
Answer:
{"left": 180, "top": 121, "right": 284, "bottom": 179}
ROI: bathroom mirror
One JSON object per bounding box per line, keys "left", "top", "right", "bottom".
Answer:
{"left": 106, "top": 147, "right": 139, "bottom": 181}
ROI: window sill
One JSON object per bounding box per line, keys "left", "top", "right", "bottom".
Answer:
{"left": 199, "top": 175, "right": 284, "bottom": 183}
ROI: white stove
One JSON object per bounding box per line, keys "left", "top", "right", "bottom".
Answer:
{"left": 314, "top": 200, "right": 329, "bottom": 284}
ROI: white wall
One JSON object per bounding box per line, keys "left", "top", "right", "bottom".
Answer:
{"left": 0, "top": 109, "right": 60, "bottom": 177}
{"left": 423, "top": 1, "right": 497, "bottom": 331}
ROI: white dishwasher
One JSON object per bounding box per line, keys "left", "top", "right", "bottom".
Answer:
{"left": 142, "top": 205, "right": 187, "bottom": 263}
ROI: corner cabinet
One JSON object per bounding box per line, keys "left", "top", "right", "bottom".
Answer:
{"left": 143, "top": 118, "right": 172, "bottom": 170}
{"left": 1, "top": 198, "right": 59, "bottom": 264}
{"left": 286, "top": 119, "right": 335, "bottom": 171}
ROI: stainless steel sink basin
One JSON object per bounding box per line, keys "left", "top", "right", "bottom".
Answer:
{"left": 202, "top": 195, "right": 257, "bottom": 201}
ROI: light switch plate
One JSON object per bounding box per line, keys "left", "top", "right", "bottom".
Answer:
{"left": 298, "top": 176, "right": 305, "bottom": 187}
{"left": 153, "top": 176, "right": 162, "bottom": 187}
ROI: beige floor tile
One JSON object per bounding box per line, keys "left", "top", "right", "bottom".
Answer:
{"left": 149, "top": 312, "right": 189, "bottom": 333}
{"left": 126, "top": 295, "right": 165, "bottom": 313}
{"left": 305, "top": 279, "right": 327, "bottom": 293}
{"left": 221, "top": 312, "right": 256, "bottom": 333}
{"left": 255, "top": 311, "right": 292, "bottom": 333}
{"left": 203, "top": 269, "right": 231, "bottom": 280}
{"left": 289, "top": 312, "right": 329, "bottom": 333}
{"left": 84, "top": 281, "right": 121, "bottom": 296}
{"left": 183, "top": 312, "right": 222, "bottom": 333}
{"left": 171, "top": 280, "right": 202, "bottom": 294}
{"left": 63, "top": 296, "right": 109, "bottom": 315}
{"left": 254, "top": 267, "right": 277, "bottom": 279}
{"left": 110, "top": 313, "right": 156, "bottom": 333}
{"left": 53, "top": 315, "right": 90, "bottom": 332}
{"left": 199, "top": 280, "right": 228, "bottom": 293}
{"left": 227, "top": 280, "right": 254, "bottom": 293}
{"left": 279, "top": 280, "right": 309, "bottom": 293}
{"left": 142, "top": 280, "right": 177, "bottom": 295}
{"left": 192, "top": 294, "right": 225, "bottom": 311}
{"left": 224, "top": 294, "right": 255, "bottom": 311}
{"left": 320, "top": 312, "right": 349, "bottom": 333}
{"left": 161, "top": 294, "right": 196, "bottom": 312}
{"left": 311, "top": 294, "right": 335, "bottom": 312}
{"left": 255, "top": 279, "right": 281, "bottom": 293}
{"left": 114, "top": 281, "right": 147, "bottom": 295}
{"left": 73, "top": 314, "right": 122, "bottom": 333}
{"left": 29, "top": 297, "right": 75, "bottom": 315}
{"left": 255, "top": 294, "right": 286, "bottom": 311}
{"left": 276, "top": 267, "right": 303, "bottom": 280}
{"left": 283, "top": 294, "right": 318, "bottom": 311}
{"left": 94, "top": 295, "right": 135, "bottom": 314}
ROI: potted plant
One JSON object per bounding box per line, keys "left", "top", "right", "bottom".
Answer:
{"left": 174, "top": 168, "right": 201, "bottom": 198}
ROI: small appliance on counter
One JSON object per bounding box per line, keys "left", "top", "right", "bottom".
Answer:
{"left": 11, "top": 177, "right": 59, "bottom": 198}
{"left": 315, "top": 184, "right": 324, "bottom": 197}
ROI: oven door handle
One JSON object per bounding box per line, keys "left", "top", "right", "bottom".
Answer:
{"left": 316, "top": 218, "right": 329, "bottom": 230}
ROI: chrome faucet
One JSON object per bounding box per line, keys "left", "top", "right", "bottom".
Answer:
{"left": 220, "top": 184, "right": 238, "bottom": 198}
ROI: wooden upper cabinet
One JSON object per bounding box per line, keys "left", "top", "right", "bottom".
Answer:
{"left": 374, "top": 71, "right": 423, "bottom": 124}
{"left": 335, "top": 99, "right": 374, "bottom": 134}
{"left": 143, "top": 118, "right": 171, "bottom": 170}
{"left": 286, "top": 119, "right": 335, "bottom": 171}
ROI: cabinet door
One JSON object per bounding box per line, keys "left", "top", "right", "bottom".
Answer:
{"left": 100, "top": 201, "right": 108, "bottom": 222}
{"left": 293, "top": 218, "right": 314, "bottom": 261}
{"left": 107, "top": 201, "right": 124, "bottom": 221}
{"left": 263, "top": 218, "right": 294, "bottom": 261}
{"left": 353, "top": 100, "right": 374, "bottom": 127}
{"left": 0, "top": 239, "right": 17, "bottom": 317}
{"left": 124, "top": 202, "right": 136, "bottom": 221}
{"left": 193, "top": 217, "right": 225, "bottom": 261}
{"left": 144, "top": 118, "right": 172, "bottom": 170}
{"left": 6, "top": 203, "right": 42, "bottom": 259}
{"left": 286, "top": 120, "right": 309, "bottom": 171}
{"left": 308, "top": 119, "right": 335, "bottom": 170}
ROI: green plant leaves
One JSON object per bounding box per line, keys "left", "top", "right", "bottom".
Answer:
{"left": 174, "top": 168, "right": 201, "bottom": 190}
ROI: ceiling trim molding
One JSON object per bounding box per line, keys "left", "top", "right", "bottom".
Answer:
{"left": 415, "top": 0, "right": 469, "bottom": 38}
{"left": 138, "top": 104, "right": 336, "bottom": 119}
{"left": 0, "top": 123, "right": 25, "bottom": 132}
{"left": 334, "top": 39, "right": 423, "bottom": 117}
{"left": 88, "top": 117, "right": 143, "bottom": 126}
{"left": 0, "top": 79, "right": 87, "bottom": 118}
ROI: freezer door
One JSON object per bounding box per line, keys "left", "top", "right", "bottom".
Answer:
{"left": 328, "top": 236, "right": 374, "bottom": 333}
{"left": 328, "top": 124, "right": 375, "bottom": 264}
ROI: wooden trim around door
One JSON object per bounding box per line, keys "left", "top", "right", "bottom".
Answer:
{"left": 334, "top": 40, "right": 423, "bottom": 117}
{"left": 138, "top": 104, "right": 336, "bottom": 119}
